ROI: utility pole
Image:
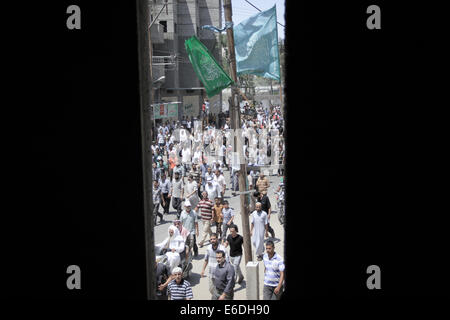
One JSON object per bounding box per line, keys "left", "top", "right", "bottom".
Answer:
{"left": 279, "top": 83, "right": 283, "bottom": 109}
{"left": 148, "top": 6, "right": 157, "bottom": 141}
{"left": 137, "top": 0, "right": 156, "bottom": 299}
{"left": 223, "top": 0, "right": 253, "bottom": 264}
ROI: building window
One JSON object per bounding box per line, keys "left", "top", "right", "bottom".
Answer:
{"left": 174, "top": 23, "right": 177, "bottom": 34}
{"left": 159, "top": 20, "right": 167, "bottom": 32}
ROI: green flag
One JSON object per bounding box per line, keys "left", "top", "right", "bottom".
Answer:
{"left": 185, "top": 36, "right": 233, "bottom": 98}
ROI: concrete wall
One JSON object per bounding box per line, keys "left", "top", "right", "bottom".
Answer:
{"left": 199, "top": 0, "right": 222, "bottom": 40}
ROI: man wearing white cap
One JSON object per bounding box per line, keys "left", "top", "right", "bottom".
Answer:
{"left": 180, "top": 199, "right": 199, "bottom": 257}
{"left": 205, "top": 166, "right": 215, "bottom": 184}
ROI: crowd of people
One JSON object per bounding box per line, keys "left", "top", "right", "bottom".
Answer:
{"left": 152, "top": 102, "right": 285, "bottom": 300}
{"left": 151, "top": 101, "right": 285, "bottom": 197}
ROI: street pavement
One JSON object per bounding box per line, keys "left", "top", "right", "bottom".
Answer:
{"left": 154, "top": 168, "right": 285, "bottom": 300}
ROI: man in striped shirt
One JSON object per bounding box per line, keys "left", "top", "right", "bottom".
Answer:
{"left": 263, "top": 240, "right": 285, "bottom": 300}
{"left": 166, "top": 267, "right": 193, "bottom": 300}
{"left": 196, "top": 191, "right": 215, "bottom": 248}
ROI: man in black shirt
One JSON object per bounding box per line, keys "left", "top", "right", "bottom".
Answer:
{"left": 254, "top": 191, "right": 275, "bottom": 239}
{"left": 224, "top": 224, "right": 244, "bottom": 284}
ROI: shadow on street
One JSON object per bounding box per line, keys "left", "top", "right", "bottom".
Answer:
{"left": 234, "top": 280, "right": 246, "bottom": 293}
{"left": 187, "top": 272, "right": 202, "bottom": 286}
{"left": 264, "top": 237, "right": 281, "bottom": 244}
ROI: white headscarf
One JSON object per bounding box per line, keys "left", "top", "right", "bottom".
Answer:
{"left": 168, "top": 225, "right": 181, "bottom": 239}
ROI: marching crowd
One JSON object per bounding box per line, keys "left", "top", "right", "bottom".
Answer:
{"left": 152, "top": 102, "right": 286, "bottom": 300}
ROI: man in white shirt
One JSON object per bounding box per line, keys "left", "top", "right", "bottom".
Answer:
{"left": 186, "top": 118, "right": 192, "bottom": 133}
{"left": 203, "top": 131, "right": 211, "bottom": 151}
{"left": 157, "top": 129, "right": 165, "bottom": 148}
{"left": 181, "top": 144, "right": 192, "bottom": 173}
{"left": 213, "top": 169, "right": 226, "bottom": 199}
{"left": 163, "top": 124, "right": 170, "bottom": 136}
{"left": 180, "top": 128, "right": 188, "bottom": 143}
{"left": 205, "top": 166, "right": 215, "bottom": 183}
{"left": 218, "top": 144, "right": 228, "bottom": 170}
{"left": 205, "top": 176, "right": 220, "bottom": 201}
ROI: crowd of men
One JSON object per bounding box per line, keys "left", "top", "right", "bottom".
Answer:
{"left": 152, "top": 102, "right": 285, "bottom": 300}
{"left": 151, "top": 102, "right": 285, "bottom": 192}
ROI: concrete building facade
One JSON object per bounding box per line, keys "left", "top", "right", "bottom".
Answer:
{"left": 149, "top": 0, "right": 223, "bottom": 120}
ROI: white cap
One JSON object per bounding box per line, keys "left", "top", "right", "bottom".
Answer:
{"left": 207, "top": 177, "right": 213, "bottom": 182}
{"left": 184, "top": 200, "right": 191, "bottom": 207}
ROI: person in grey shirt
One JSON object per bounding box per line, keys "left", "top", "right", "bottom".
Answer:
{"left": 159, "top": 172, "right": 171, "bottom": 215}
{"left": 173, "top": 159, "right": 186, "bottom": 180}
{"left": 170, "top": 171, "right": 184, "bottom": 219}
{"left": 200, "top": 159, "right": 209, "bottom": 191}
{"left": 153, "top": 180, "right": 164, "bottom": 224}
{"left": 152, "top": 162, "right": 161, "bottom": 182}
{"left": 180, "top": 200, "right": 199, "bottom": 256}
{"left": 212, "top": 250, "right": 235, "bottom": 300}
{"left": 221, "top": 201, "right": 234, "bottom": 242}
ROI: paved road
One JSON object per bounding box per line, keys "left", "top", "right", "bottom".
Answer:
{"left": 154, "top": 169, "right": 285, "bottom": 300}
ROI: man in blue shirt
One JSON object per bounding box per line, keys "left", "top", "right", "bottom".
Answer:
{"left": 263, "top": 240, "right": 285, "bottom": 300}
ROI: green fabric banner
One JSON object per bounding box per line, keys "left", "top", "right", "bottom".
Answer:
{"left": 185, "top": 36, "right": 233, "bottom": 98}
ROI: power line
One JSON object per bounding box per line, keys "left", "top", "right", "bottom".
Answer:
{"left": 243, "top": 0, "right": 285, "bottom": 28}
{"left": 148, "top": 0, "right": 168, "bottom": 29}
{"left": 233, "top": 6, "right": 258, "bottom": 13}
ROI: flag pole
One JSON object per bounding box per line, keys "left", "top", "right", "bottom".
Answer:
{"left": 223, "top": 0, "right": 253, "bottom": 264}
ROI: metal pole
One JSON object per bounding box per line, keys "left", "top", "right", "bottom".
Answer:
{"left": 223, "top": 0, "right": 253, "bottom": 264}
{"left": 137, "top": 0, "right": 156, "bottom": 300}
